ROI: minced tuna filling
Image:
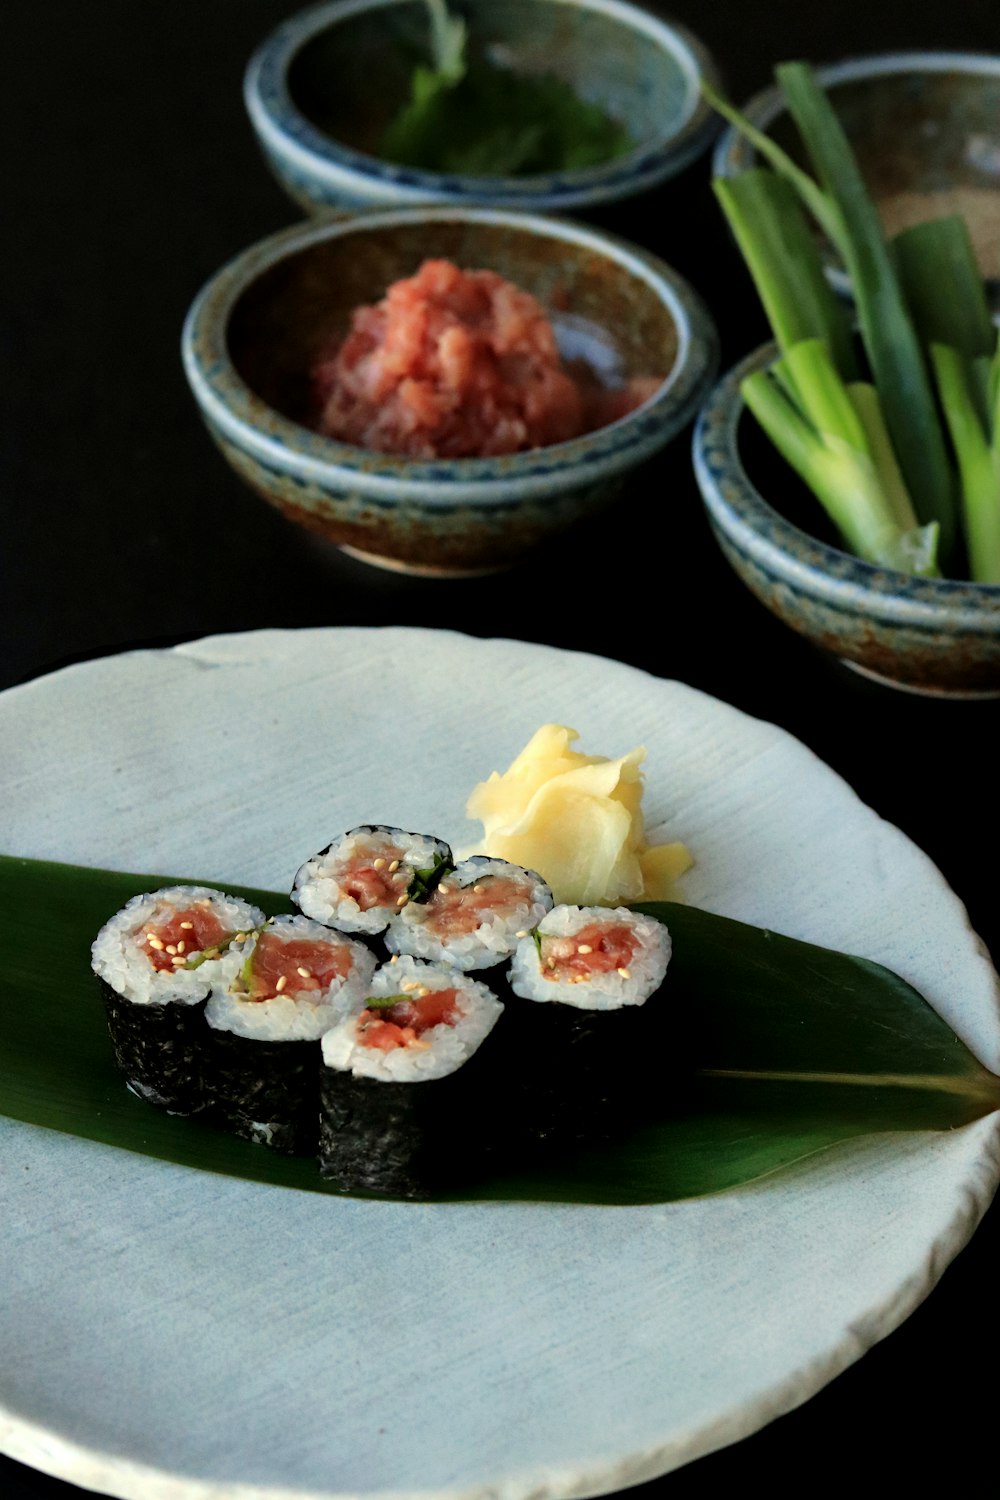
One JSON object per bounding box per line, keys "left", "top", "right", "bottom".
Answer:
{"left": 356, "top": 988, "right": 461, "bottom": 1051}
{"left": 338, "top": 845, "right": 409, "bottom": 911}
{"left": 540, "top": 923, "right": 639, "bottom": 984}
{"left": 424, "top": 875, "right": 529, "bottom": 937}
{"left": 243, "top": 932, "right": 352, "bottom": 1002}
{"left": 312, "top": 258, "right": 659, "bottom": 459}
{"left": 135, "top": 904, "right": 232, "bottom": 974}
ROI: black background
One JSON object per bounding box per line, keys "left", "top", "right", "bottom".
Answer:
{"left": 3, "top": 2, "right": 998, "bottom": 1496}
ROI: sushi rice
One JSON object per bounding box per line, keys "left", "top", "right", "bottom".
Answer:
{"left": 321, "top": 954, "right": 504, "bottom": 1083}
{"left": 91, "top": 886, "right": 264, "bottom": 1006}
{"left": 509, "top": 905, "right": 671, "bottom": 1011}
{"left": 205, "top": 914, "right": 377, "bottom": 1042}
{"left": 292, "top": 825, "right": 452, "bottom": 935}
{"left": 385, "top": 856, "right": 552, "bottom": 970}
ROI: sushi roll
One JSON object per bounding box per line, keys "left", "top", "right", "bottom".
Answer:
{"left": 292, "top": 826, "right": 452, "bottom": 937}
{"left": 91, "top": 886, "right": 264, "bottom": 1115}
{"left": 509, "top": 905, "right": 671, "bottom": 1010}
{"left": 384, "top": 856, "right": 552, "bottom": 972}
{"left": 204, "top": 914, "right": 376, "bottom": 1153}
{"left": 319, "top": 955, "right": 503, "bottom": 1198}
{"left": 502, "top": 905, "right": 672, "bottom": 1144}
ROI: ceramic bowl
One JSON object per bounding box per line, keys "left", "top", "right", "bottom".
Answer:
{"left": 712, "top": 50, "right": 1000, "bottom": 296}
{"left": 181, "top": 207, "right": 717, "bottom": 576}
{"left": 693, "top": 342, "right": 1000, "bottom": 698}
{"left": 244, "top": 0, "right": 721, "bottom": 214}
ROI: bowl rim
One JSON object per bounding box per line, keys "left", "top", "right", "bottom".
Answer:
{"left": 712, "top": 48, "right": 1000, "bottom": 181}
{"left": 693, "top": 340, "right": 1000, "bottom": 630}
{"left": 243, "top": 0, "right": 722, "bottom": 209}
{"left": 181, "top": 205, "right": 719, "bottom": 505}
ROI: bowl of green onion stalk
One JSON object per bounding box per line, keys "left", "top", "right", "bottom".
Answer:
{"left": 244, "top": 0, "right": 721, "bottom": 214}
{"left": 693, "top": 62, "right": 1000, "bottom": 698}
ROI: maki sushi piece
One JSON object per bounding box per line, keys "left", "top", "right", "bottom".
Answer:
{"left": 319, "top": 955, "right": 504, "bottom": 1198}
{"left": 509, "top": 905, "right": 671, "bottom": 1010}
{"left": 91, "top": 886, "right": 264, "bottom": 1115}
{"left": 502, "top": 905, "right": 672, "bottom": 1144}
{"left": 204, "top": 915, "right": 376, "bottom": 1153}
{"left": 292, "top": 826, "right": 451, "bottom": 937}
{"left": 384, "top": 856, "right": 552, "bottom": 972}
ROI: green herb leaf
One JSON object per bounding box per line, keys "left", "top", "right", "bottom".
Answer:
{"left": 2, "top": 857, "right": 997, "bottom": 1205}
{"left": 182, "top": 928, "right": 252, "bottom": 972}
{"left": 380, "top": 59, "right": 631, "bottom": 176}
{"left": 425, "top": 0, "right": 466, "bottom": 82}
{"left": 236, "top": 937, "right": 257, "bottom": 994}
{"left": 408, "top": 851, "right": 451, "bottom": 904}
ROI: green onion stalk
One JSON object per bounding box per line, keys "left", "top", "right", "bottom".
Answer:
{"left": 931, "top": 337, "right": 1000, "bottom": 582}
{"left": 742, "top": 340, "right": 939, "bottom": 576}
{"left": 773, "top": 63, "right": 958, "bottom": 564}
{"left": 894, "top": 215, "right": 1000, "bottom": 583}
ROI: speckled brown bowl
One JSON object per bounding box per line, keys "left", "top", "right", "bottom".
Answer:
{"left": 244, "top": 0, "right": 721, "bottom": 215}
{"left": 694, "top": 342, "right": 1000, "bottom": 698}
{"left": 181, "top": 207, "right": 717, "bottom": 575}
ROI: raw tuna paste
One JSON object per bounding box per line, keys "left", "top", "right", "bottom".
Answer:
{"left": 312, "top": 258, "right": 660, "bottom": 458}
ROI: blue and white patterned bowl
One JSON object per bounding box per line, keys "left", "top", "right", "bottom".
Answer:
{"left": 181, "top": 207, "right": 718, "bottom": 575}
{"left": 712, "top": 50, "right": 1000, "bottom": 298}
{"left": 244, "top": 0, "right": 721, "bottom": 215}
{"left": 693, "top": 343, "right": 1000, "bottom": 698}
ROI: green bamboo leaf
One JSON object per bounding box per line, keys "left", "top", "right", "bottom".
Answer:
{"left": 1, "top": 857, "right": 997, "bottom": 1207}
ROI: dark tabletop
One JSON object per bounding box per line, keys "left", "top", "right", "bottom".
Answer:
{"left": 3, "top": 1, "right": 998, "bottom": 1496}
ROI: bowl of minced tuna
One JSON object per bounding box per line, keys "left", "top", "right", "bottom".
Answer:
{"left": 181, "top": 206, "right": 718, "bottom": 575}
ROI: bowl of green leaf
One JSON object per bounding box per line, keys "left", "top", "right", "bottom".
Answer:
{"left": 244, "top": 0, "right": 721, "bottom": 213}
{"left": 693, "top": 62, "right": 1000, "bottom": 698}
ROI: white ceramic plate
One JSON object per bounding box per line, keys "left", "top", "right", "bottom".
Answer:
{"left": 2, "top": 627, "right": 999, "bottom": 1500}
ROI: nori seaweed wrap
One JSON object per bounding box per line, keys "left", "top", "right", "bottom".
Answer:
{"left": 90, "top": 886, "right": 264, "bottom": 1115}
{"left": 502, "top": 905, "right": 673, "bottom": 1145}
{"left": 319, "top": 956, "right": 503, "bottom": 1197}
{"left": 204, "top": 914, "right": 376, "bottom": 1153}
